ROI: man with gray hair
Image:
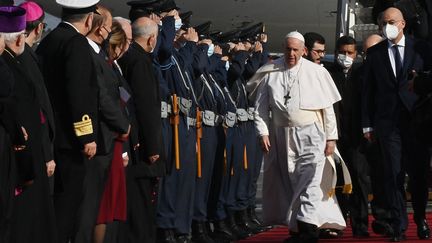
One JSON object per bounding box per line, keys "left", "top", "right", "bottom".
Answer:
{"left": 118, "top": 16, "right": 162, "bottom": 243}
{"left": 1, "top": 5, "right": 57, "bottom": 243}
{"left": 248, "top": 31, "right": 345, "bottom": 243}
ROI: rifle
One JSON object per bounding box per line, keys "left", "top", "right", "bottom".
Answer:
{"left": 196, "top": 108, "right": 202, "bottom": 178}
{"left": 171, "top": 94, "right": 180, "bottom": 170}
{"left": 243, "top": 145, "right": 248, "bottom": 170}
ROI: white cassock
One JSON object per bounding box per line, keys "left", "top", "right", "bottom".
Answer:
{"left": 250, "top": 57, "right": 347, "bottom": 232}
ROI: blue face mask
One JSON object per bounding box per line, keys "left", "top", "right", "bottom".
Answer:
{"left": 225, "top": 61, "right": 230, "bottom": 71}
{"left": 175, "top": 19, "right": 182, "bottom": 32}
{"left": 207, "top": 44, "right": 214, "bottom": 57}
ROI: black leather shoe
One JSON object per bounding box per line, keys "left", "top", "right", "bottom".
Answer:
{"left": 211, "top": 220, "right": 236, "bottom": 242}
{"left": 157, "top": 228, "right": 176, "bottom": 243}
{"left": 247, "top": 207, "right": 273, "bottom": 231}
{"left": 353, "top": 230, "right": 370, "bottom": 238}
{"left": 372, "top": 220, "right": 394, "bottom": 236}
{"left": 234, "top": 209, "right": 261, "bottom": 234}
{"left": 297, "top": 221, "right": 319, "bottom": 243}
{"left": 175, "top": 234, "right": 191, "bottom": 243}
{"left": 416, "top": 219, "right": 431, "bottom": 240}
{"left": 226, "top": 214, "right": 252, "bottom": 240}
{"left": 389, "top": 232, "right": 406, "bottom": 242}
{"left": 191, "top": 221, "right": 215, "bottom": 243}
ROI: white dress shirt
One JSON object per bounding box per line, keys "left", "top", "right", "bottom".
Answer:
{"left": 387, "top": 35, "right": 405, "bottom": 77}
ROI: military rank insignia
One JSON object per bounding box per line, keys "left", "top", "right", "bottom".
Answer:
{"left": 73, "top": 115, "right": 93, "bottom": 136}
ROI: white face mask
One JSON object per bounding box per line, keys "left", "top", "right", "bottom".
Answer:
{"left": 337, "top": 54, "right": 353, "bottom": 68}
{"left": 383, "top": 23, "right": 400, "bottom": 40}
{"left": 175, "top": 19, "right": 182, "bottom": 32}
{"left": 207, "top": 44, "right": 214, "bottom": 57}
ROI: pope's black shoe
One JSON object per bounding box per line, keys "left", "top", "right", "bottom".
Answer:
{"left": 416, "top": 219, "right": 430, "bottom": 240}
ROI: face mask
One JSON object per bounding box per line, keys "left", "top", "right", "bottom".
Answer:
{"left": 101, "top": 32, "right": 113, "bottom": 56}
{"left": 337, "top": 54, "right": 353, "bottom": 68}
{"left": 207, "top": 44, "right": 214, "bottom": 57}
{"left": 225, "top": 61, "right": 230, "bottom": 71}
{"left": 383, "top": 23, "right": 400, "bottom": 40}
{"left": 175, "top": 19, "right": 182, "bottom": 32}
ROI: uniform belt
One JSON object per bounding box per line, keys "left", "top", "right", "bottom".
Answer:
{"left": 225, "top": 111, "right": 237, "bottom": 127}
{"left": 161, "top": 101, "right": 172, "bottom": 119}
{"left": 236, "top": 108, "right": 249, "bottom": 122}
{"left": 247, "top": 107, "right": 255, "bottom": 121}
{"left": 202, "top": 110, "right": 216, "bottom": 127}
{"left": 187, "top": 117, "right": 197, "bottom": 127}
{"left": 177, "top": 97, "right": 193, "bottom": 116}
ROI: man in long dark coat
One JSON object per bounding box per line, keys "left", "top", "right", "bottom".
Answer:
{"left": 118, "top": 16, "right": 163, "bottom": 243}
{"left": 1, "top": 5, "right": 57, "bottom": 243}
{"left": 36, "top": 0, "right": 100, "bottom": 242}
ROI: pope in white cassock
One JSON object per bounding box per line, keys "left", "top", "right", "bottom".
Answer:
{"left": 248, "top": 31, "right": 347, "bottom": 243}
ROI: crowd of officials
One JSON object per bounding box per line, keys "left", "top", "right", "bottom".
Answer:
{"left": 1, "top": 0, "right": 432, "bottom": 243}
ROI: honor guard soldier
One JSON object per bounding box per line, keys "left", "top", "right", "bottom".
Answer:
{"left": 189, "top": 21, "right": 221, "bottom": 243}
{"left": 239, "top": 23, "right": 272, "bottom": 232}
{"left": 36, "top": 0, "right": 100, "bottom": 241}
{"left": 156, "top": 7, "right": 201, "bottom": 241}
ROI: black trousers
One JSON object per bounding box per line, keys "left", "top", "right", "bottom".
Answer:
{"left": 376, "top": 117, "right": 430, "bottom": 234}
{"left": 53, "top": 149, "right": 87, "bottom": 243}
{"left": 123, "top": 171, "right": 159, "bottom": 243}
{"left": 338, "top": 142, "right": 371, "bottom": 233}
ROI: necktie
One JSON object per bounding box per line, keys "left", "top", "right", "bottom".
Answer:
{"left": 393, "top": 45, "right": 402, "bottom": 78}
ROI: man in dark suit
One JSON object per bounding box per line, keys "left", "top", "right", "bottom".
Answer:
{"left": 329, "top": 36, "right": 371, "bottom": 238}
{"left": 78, "top": 5, "right": 130, "bottom": 243}
{"left": 118, "top": 16, "right": 163, "bottom": 243}
{"left": 36, "top": 0, "right": 100, "bottom": 242}
{"left": 362, "top": 7, "right": 431, "bottom": 241}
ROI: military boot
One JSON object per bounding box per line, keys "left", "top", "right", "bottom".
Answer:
{"left": 157, "top": 228, "right": 176, "bottom": 243}
{"left": 247, "top": 206, "right": 273, "bottom": 231}
{"left": 226, "top": 214, "right": 252, "bottom": 240}
{"left": 210, "top": 219, "right": 236, "bottom": 242}
{"left": 191, "top": 220, "right": 215, "bottom": 243}
{"left": 233, "top": 209, "right": 261, "bottom": 234}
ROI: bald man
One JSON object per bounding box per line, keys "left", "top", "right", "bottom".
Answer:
{"left": 362, "top": 7, "right": 431, "bottom": 241}
{"left": 363, "top": 34, "right": 383, "bottom": 53}
{"left": 118, "top": 17, "right": 163, "bottom": 243}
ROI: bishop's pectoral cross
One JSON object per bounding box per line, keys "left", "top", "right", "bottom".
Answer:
{"left": 284, "top": 94, "right": 291, "bottom": 105}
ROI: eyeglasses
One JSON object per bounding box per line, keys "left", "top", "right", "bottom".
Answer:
{"left": 312, "top": 49, "right": 326, "bottom": 55}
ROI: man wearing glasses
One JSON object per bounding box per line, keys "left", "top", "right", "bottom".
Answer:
{"left": 303, "top": 32, "right": 326, "bottom": 65}
{"left": 18, "top": 1, "right": 56, "bottom": 179}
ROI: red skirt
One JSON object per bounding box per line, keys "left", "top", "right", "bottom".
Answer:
{"left": 96, "top": 140, "right": 127, "bottom": 224}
